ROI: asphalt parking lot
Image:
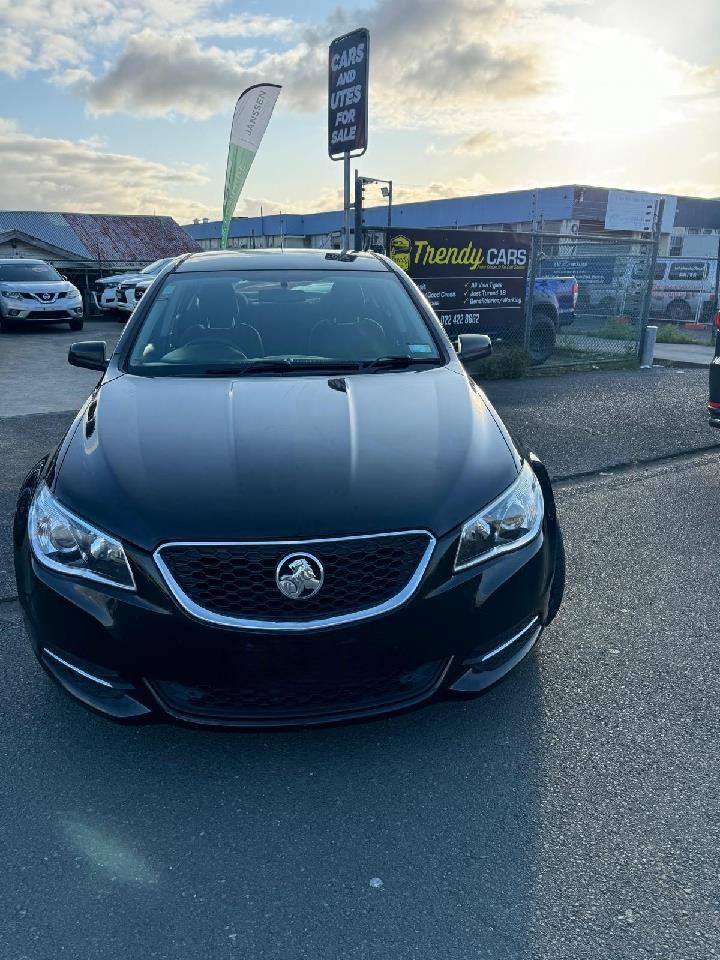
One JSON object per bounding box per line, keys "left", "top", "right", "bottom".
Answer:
{"left": 1, "top": 324, "right": 719, "bottom": 959}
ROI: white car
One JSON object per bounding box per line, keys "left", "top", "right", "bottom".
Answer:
{"left": 93, "top": 258, "right": 175, "bottom": 315}
{"left": 0, "top": 258, "right": 84, "bottom": 332}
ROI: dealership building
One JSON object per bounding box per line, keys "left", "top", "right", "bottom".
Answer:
{"left": 183, "top": 184, "right": 720, "bottom": 259}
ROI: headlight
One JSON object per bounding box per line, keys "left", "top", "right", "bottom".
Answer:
{"left": 454, "top": 461, "right": 544, "bottom": 571}
{"left": 29, "top": 484, "right": 135, "bottom": 590}
{"left": 67, "top": 286, "right": 81, "bottom": 299}
{"left": 2, "top": 290, "right": 22, "bottom": 299}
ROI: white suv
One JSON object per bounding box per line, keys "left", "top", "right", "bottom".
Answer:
{"left": 0, "top": 259, "right": 83, "bottom": 332}
{"left": 94, "top": 258, "right": 175, "bottom": 316}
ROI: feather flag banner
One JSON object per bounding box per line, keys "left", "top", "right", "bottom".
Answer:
{"left": 221, "top": 84, "right": 281, "bottom": 249}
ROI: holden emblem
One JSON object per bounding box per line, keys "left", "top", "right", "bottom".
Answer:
{"left": 275, "top": 553, "right": 324, "bottom": 600}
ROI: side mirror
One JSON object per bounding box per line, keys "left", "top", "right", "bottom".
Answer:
{"left": 455, "top": 334, "right": 492, "bottom": 365}
{"left": 68, "top": 341, "right": 108, "bottom": 372}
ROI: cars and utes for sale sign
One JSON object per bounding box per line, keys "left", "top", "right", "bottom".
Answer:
{"left": 388, "top": 228, "right": 530, "bottom": 337}
{"left": 328, "top": 28, "right": 369, "bottom": 158}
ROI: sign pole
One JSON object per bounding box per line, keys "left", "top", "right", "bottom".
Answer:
{"left": 328, "top": 27, "right": 369, "bottom": 249}
{"left": 343, "top": 152, "right": 351, "bottom": 251}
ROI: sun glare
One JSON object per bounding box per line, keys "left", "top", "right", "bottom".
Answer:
{"left": 551, "top": 26, "right": 698, "bottom": 143}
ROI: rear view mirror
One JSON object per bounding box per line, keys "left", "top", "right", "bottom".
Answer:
{"left": 68, "top": 341, "right": 108, "bottom": 372}
{"left": 455, "top": 334, "right": 492, "bottom": 366}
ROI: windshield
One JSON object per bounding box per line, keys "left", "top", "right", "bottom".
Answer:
{"left": 141, "top": 258, "right": 172, "bottom": 275}
{"left": 126, "top": 269, "right": 442, "bottom": 376}
{"left": 0, "top": 261, "right": 62, "bottom": 283}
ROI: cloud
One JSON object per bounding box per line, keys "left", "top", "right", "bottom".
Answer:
{"left": 193, "top": 14, "right": 297, "bottom": 39}
{"left": 390, "top": 174, "right": 493, "bottom": 205}
{"left": 0, "top": 28, "right": 31, "bottom": 76}
{"left": 430, "top": 130, "right": 505, "bottom": 155}
{"left": 79, "top": 32, "right": 255, "bottom": 119}
{"left": 0, "top": 0, "right": 263, "bottom": 77}
{"left": 0, "top": 120, "right": 212, "bottom": 221}
{"left": 80, "top": 0, "right": 548, "bottom": 125}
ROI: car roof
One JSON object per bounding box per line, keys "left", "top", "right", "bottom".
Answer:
{"left": 174, "top": 248, "right": 389, "bottom": 273}
{"left": 0, "top": 258, "right": 47, "bottom": 265}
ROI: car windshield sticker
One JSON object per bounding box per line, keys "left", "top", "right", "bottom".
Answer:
{"left": 408, "top": 343, "right": 433, "bottom": 354}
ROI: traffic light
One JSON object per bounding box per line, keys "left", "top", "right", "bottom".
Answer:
{"left": 354, "top": 174, "right": 365, "bottom": 251}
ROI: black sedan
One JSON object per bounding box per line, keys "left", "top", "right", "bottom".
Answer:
{"left": 14, "top": 249, "right": 565, "bottom": 727}
{"left": 708, "top": 309, "right": 720, "bottom": 426}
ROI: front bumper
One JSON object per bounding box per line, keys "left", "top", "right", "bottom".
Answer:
{"left": 15, "top": 514, "right": 558, "bottom": 728}
{"left": 93, "top": 290, "right": 117, "bottom": 311}
{"left": 1, "top": 300, "right": 83, "bottom": 322}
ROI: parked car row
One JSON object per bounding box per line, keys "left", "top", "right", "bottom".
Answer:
{"left": 94, "top": 257, "right": 176, "bottom": 317}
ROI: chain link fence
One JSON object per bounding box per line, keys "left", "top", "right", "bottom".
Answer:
{"left": 368, "top": 226, "right": 660, "bottom": 369}
{"left": 648, "top": 255, "right": 718, "bottom": 339}
{"left": 532, "top": 232, "right": 657, "bottom": 367}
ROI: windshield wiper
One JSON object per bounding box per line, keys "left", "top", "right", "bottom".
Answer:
{"left": 360, "top": 355, "right": 443, "bottom": 371}
{"left": 204, "top": 359, "right": 362, "bottom": 376}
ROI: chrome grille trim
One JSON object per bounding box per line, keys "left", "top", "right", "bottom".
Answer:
{"left": 154, "top": 531, "right": 436, "bottom": 632}
{"left": 43, "top": 649, "right": 115, "bottom": 688}
{"left": 480, "top": 616, "right": 541, "bottom": 663}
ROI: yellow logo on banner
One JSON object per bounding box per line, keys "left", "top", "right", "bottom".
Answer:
{"left": 389, "top": 234, "right": 411, "bottom": 271}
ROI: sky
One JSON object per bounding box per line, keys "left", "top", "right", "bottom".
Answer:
{"left": 0, "top": 0, "right": 718, "bottom": 224}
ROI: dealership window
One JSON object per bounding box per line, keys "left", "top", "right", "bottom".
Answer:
{"left": 669, "top": 234, "right": 683, "bottom": 256}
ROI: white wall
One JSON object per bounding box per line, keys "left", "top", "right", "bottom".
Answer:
{"left": 681, "top": 234, "right": 720, "bottom": 258}
{"left": 0, "top": 239, "right": 57, "bottom": 259}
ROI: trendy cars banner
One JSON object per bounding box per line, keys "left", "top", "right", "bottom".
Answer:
{"left": 221, "top": 84, "right": 282, "bottom": 249}
{"left": 388, "top": 228, "right": 530, "bottom": 337}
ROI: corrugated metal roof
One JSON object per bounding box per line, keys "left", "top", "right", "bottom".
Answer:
{"left": 0, "top": 211, "right": 90, "bottom": 257}
{"left": 64, "top": 214, "right": 199, "bottom": 260}
{"left": 0, "top": 211, "right": 200, "bottom": 261}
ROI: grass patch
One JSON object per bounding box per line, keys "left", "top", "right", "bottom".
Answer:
{"left": 580, "top": 322, "right": 639, "bottom": 342}
{"left": 470, "top": 345, "right": 530, "bottom": 379}
{"left": 654, "top": 323, "right": 707, "bottom": 345}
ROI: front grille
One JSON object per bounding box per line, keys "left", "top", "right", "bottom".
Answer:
{"left": 157, "top": 532, "right": 433, "bottom": 626}
{"left": 149, "top": 656, "right": 448, "bottom": 723}
{"left": 26, "top": 310, "right": 72, "bottom": 319}
{"left": 21, "top": 292, "right": 57, "bottom": 301}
